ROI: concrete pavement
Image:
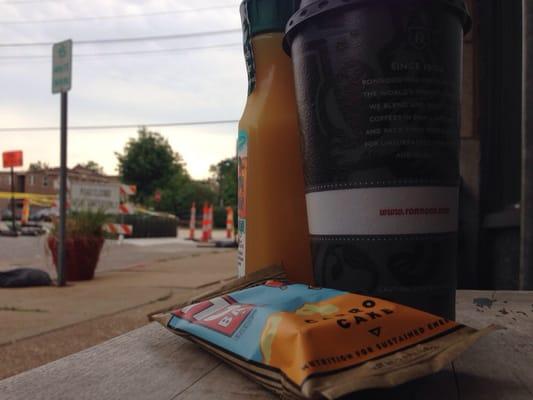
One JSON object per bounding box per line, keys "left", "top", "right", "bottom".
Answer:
{"left": 0, "top": 249, "right": 238, "bottom": 379}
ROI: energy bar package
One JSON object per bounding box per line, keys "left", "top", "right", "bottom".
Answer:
{"left": 155, "top": 267, "right": 495, "bottom": 399}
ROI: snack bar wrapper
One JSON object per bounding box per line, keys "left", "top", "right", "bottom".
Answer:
{"left": 154, "top": 267, "right": 496, "bottom": 399}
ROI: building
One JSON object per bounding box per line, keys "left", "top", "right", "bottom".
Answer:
{"left": 0, "top": 172, "right": 24, "bottom": 193}
{"left": 0, "top": 165, "right": 119, "bottom": 210}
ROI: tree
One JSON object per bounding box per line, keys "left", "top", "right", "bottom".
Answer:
{"left": 28, "top": 161, "right": 50, "bottom": 171}
{"left": 116, "top": 127, "right": 188, "bottom": 203}
{"left": 79, "top": 161, "right": 104, "bottom": 174}
{"left": 157, "top": 178, "right": 216, "bottom": 218}
{"left": 209, "top": 157, "right": 237, "bottom": 207}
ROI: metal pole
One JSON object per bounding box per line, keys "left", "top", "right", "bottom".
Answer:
{"left": 521, "top": 0, "right": 533, "bottom": 290}
{"left": 58, "top": 91, "right": 68, "bottom": 287}
{"left": 10, "top": 167, "right": 16, "bottom": 233}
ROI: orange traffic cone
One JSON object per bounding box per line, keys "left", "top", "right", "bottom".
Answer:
{"left": 226, "top": 207, "right": 234, "bottom": 239}
{"left": 189, "top": 202, "right": 196, "bottom": 240}
{"left": 21, "top": 199, "right": 30, "bottom": 225}
{"left": 208, "top": 205, "right": 214, "bottom": 240}
{"left": 201, "top": 202, "right": 209, "bottom": 242}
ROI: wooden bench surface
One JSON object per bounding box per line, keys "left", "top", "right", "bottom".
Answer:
{"left": 1, "top": 291, "right": 532, "bottom": 400}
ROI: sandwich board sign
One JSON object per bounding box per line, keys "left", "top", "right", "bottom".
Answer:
{"left": 70, "top": 182, "right": 120, "bottom": 214}
{"left": 52, "top": 39, "right": 72, "bottom": 94}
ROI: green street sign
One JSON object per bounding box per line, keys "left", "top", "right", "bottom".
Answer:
{"left": 52, "top": 39, "right": 72, "bottom": 94}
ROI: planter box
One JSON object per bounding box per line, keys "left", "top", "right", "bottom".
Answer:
{"left": 48, "top": 236, "right": 104, "bottom": 281}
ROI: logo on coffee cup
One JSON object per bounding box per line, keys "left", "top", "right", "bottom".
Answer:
{"left": 408, "top": 26, "right": 429, "bottom": 50}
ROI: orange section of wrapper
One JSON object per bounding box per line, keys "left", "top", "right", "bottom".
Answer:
{"left": 260, "top": 293, "right": 459, "bottom": 386}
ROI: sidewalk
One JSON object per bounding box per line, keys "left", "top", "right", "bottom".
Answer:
{"left": 0, "top": 250, "right": 237, "bottom": 379}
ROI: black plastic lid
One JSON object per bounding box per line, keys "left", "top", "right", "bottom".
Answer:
{"left": 285, "top": 0, "right": 472, "bottom": 52}
{"left": 240, "top": 0, "right": 301, "bottom": 37}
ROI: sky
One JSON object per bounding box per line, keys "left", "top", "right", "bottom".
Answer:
{"left": 0, "top": 0, "right": 246, "bottom": 179}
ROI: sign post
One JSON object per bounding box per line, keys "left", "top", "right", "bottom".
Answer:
{"left": 52, "top": 39, "right": 72, "bottom": 287}
{"left": 10, "top": 167, "right": 15, "bottom": 232}
{"left": 3, "top": 151, "right": 23, "bottom": 235}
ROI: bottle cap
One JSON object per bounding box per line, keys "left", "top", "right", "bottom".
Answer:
{"left": 240, "top": 0, "right": 300, "bottom": 37}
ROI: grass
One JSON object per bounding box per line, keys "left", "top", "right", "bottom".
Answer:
{"left": 50, "top": 210, "right": 109, "bottom": 238}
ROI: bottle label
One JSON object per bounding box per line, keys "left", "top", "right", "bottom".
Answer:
{"left": 240, "top": 2, "right": 256, "bottom": 95}
{"left": 237, "top": 130, "right": 249, "bottom": 277}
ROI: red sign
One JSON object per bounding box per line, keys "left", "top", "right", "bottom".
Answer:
{"left": 154, "top": 190, "right": 161, "bottom": 203}
{"left": 2, "top": 151, "right": 23, "bottom": 168}
{"left": 172, "top": 295, "right": 254, "bottom": 337}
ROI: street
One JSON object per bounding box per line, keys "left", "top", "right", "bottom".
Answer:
{"left": 0, "top": 228, "right": 235, "bottom": 277}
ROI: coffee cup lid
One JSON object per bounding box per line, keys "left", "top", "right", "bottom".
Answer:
{"left": 284, "top": 0, "right": 472, "bottom": 54}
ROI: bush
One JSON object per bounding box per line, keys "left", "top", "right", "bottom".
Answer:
{"left": 213, "top": 207, "right": 227, "bottom": 229}
{"left": 112, "top": 214, "right": 178, "bottom": 238}
{"left": 50, "top": 210, "right": 108, "bottom": 238}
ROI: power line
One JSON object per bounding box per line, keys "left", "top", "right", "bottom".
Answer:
{"left": 0, "top": 42, "right": 241, "bottom": 60}
{"left": 0, "top": 5, "right": 236, "bottom": 24}
{"left": 0, "top": 28, "right": 241, "bottom": 48}
{"left": 0, "top": 0, "right": 65, "bottom": 4}
{"left": 0, "top": 120, "right": 240, "bottom": 132}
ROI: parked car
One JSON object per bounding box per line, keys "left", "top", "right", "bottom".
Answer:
{"left": 1, "top": 204, "right": 22, "bottom": 221}
{"left": 2, "top": 204, "right": 55, "bottom": 222}
{"left": 31, "top": 208, "right": 55, "bottom": 222}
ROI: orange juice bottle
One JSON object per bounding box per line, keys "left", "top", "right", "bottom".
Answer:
{"left": 237, "top": 0, "right": 313, "bottom": 284}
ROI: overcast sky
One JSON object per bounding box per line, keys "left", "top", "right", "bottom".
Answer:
{"left": 0, "top": 0, "right": 245, "bottom": 179}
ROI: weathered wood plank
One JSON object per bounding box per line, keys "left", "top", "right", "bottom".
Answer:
{"left": 173, "top": 363, "right": 277, "bottom": 400}
{"left": 0, "top": 322, "right": 271, "bottom": 400}
{"left": 455, "top": 291, "right": 533, "bottom": 399}
{"left": 0, "top": 323, "right": 219, "bottom": 400}
{"left": 1, "top": 291, "right": 532, "bottom": 400}
{"left": 339, "top": 367, "right": 457, "bottom": 400}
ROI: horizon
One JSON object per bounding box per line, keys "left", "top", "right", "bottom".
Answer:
{"left": 0, "top": 152, "right": 230, "bottom": 182}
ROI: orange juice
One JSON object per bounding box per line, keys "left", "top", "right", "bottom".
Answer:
{"left": 237, "top": 0, "right": 312, "bottom": 284}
